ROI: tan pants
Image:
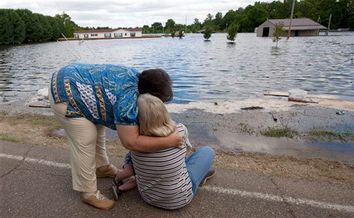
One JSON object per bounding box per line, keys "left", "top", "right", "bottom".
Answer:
{"left": 49, "top": 91, "right": 109, "bottom": 193}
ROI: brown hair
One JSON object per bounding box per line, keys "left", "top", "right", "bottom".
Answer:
{"left": 137, "top": 93, "right": 176, "bottom": 136}
{"left": 138, "top": 69, "right": 173, "bottom": 102}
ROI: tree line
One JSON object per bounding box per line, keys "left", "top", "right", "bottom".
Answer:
{"left": 1, "top": 0, "right": 353, "bottom": 45}
{"left": 0, "top": 9, "right": 78, "bottom": 45}
{"left": 142, "top": 0, "right": 354, "bottom": 34}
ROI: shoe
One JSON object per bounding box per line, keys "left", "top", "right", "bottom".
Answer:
{"left": 96, "top": 164, "right": 118, "bottom": 178}
{"left": 112, "top": 179, "right": 123, "bottom": 201}
{"left": 199, "top": 168, "right": 215, "bottom": 187}
{"left": 82, "top": 190, "right": 115, "bottom": 210}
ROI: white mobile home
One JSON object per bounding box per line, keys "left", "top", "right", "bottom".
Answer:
{"left": 74, "top": 28, "right": 143, "bottom": 39}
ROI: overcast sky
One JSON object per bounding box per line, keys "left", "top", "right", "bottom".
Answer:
{"left": 1, "top": 0, "right": 274, "bottom": 27}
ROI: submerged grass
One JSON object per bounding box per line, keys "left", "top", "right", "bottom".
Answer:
{"left": 239, "top": 123, "right": 255, "bottom": 135}
{"left": 307, "top": 129, "right": 354, "bottom": 142}
{"left": 261, "top": 127, "right": 298, "bottom": 138}
{"left": 0, "top": 133, "right": 20, "bottom": 143}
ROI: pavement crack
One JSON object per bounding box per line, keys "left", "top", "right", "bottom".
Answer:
{"left": 270, "top": 177, "right": 297, "bottom": 218}
{"left": 0, "top": 145, "right": 34, "bottom": 178}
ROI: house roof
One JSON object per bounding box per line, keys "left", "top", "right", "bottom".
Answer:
{"left": 75, "top": 28, "right": 142, "bottom": 34}
{"left": 268, "top": 18, "right": 327, "bottom": 30}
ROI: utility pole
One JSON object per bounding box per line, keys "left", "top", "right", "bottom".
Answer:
{"left": 287, "top": 0, "right": 296, "bottom": 39}
{"left": 185, "top": 16, "right": 187, "bottom": 33}
{"left": 326, "top": 13, "right": 332, "bottom": 35}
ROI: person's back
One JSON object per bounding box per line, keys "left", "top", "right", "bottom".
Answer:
{"left": 51, "top": 63, "right": 139, "bottom": 129}
{"left": 131, "top": 123, "right": 193, "bottom": 210}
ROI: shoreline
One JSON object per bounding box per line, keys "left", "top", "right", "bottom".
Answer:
{"left": 1, "top": 95, "right": 353, "bottom": 163}
{"left": 0, "top": 95, "right": 353, "bottom": 185}
{"left": 0, "top": 111, "right": 353, "bottom": 186}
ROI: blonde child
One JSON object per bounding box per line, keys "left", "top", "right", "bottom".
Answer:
{"left": 113, "top": 93, "right": 215, "bottom": 209}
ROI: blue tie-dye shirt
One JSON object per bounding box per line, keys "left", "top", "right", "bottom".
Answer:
{"left": 50, "top": 63, "right": 139, "bottom": 130}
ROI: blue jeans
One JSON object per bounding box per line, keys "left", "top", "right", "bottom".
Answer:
{"left": 185, "top": 146, "right": 215, "bottom": 194}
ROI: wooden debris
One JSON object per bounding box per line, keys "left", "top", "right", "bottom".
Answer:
{"left": 241, "top": 106, "right": 264, "bottom": 110}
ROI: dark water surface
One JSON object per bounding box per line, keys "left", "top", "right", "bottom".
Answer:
{"left": 0, "top": 32, "right": 353, "bottom": 104}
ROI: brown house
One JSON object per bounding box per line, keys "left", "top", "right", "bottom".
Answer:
{"left": 256, "top": 18, "right": 327, "bottom": 37}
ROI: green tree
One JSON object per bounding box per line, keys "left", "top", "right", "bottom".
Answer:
{"left": 178, "top": 30, "right": 184, "bottom": 39}
{"left": 190, "top": 18, "right": 202, "bottom": 32}
{"left": 38, "top": 15, "right": 53, "bottom": 41}
{"left": 55, "top": 13, "right": 79, "bottom": 37}
{"left": 203, "top": 26, "right": 212, "bottom": 40}
{"left": 142, "top": 25, "right": 150, "bottom": 33}
{"left": 10, "top": 10, "right": 25, "bottom": 44}
{"left": 0, "top": 10, "right": 12, "bottom": 45}
{"left": 222, "top": 10, "right": 237, "bottom": 30}
{"left": 151, "top": 22, "right": 163, "bottom": 33}
{"left": 272, "top": 23, "right": 284, "bottom": 47}
{"left": 203, "top": 13, "right": 216, "bottom": 30}
{"left": 243, "top": 3, "right": 268, "bottom": 32}
{"left": 49, "top": 17, "right": 61, "bottom": 40}
{"left": 16, "top": 9, "right": 34, "bottom": 43}
{"left": 213, "top": 12, "right": 223, "bottom": 31}
{"left": 165, "top": 19, "right": 176, "bottom": 35}
{"left": 227, "top": 23, "right": 239, "bottom": 43}
{"left": 30, "top": 14, "right": 44, "bottom": 42}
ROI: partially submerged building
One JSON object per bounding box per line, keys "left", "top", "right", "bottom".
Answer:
{"left": 74, "top": 28, "right": 143, "bottom": 39}
{"left": 256, "top": 18, "right": 327, "bottom": 37}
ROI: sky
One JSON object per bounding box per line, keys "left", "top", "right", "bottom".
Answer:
{"left": 0, "top": 0, "right": 274, "bottom": 28}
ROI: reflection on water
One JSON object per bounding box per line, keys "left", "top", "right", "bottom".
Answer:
{"left": 0, "top": 32, "right": 353, "bottom": 104}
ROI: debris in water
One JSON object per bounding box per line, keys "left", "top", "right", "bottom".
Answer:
{"left": 269, "top": 112, "right": 278, "bottom": 122}
{"left": 241, "top": 106, "right": 264, "bottom": 110}
{"left": 214, "top": 102, "right": 218, "bottom": 106}
{"left": 336, "top": 110, "right": 345, "bottom": 115}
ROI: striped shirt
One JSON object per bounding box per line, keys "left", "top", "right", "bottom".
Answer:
{"left": 131, "top": 123, "right": 193, "bottom": 210}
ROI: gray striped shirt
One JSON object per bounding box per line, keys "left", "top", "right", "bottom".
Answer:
{"left": 132, "top": 123, "right": 193, "bottom": 209}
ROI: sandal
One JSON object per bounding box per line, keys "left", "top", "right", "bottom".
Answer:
{"left": 112, "top": 179, "right": 123, "bottom": 201}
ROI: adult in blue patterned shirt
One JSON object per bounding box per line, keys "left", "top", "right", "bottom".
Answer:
{"left": 49, "top": 63, "right": 183, "bottom": 210}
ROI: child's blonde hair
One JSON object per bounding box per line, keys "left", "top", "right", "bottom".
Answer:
{"left": 137, "top": 93, "right": 176, "bottom": 137}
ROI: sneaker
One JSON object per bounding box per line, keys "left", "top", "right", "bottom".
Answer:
{"left": 96, "top": 164, "right": 118, "bottom": 178}
{"left": 199, "top": 168, "right": 215, "bottom": 187}
{"left": 82, "top": 190, "right": 115, "bottom": 210}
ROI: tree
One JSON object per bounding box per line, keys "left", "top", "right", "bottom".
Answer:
{"left": 10, "top": 10, "right": 25, "bottom": 44}
{"left": 190, "top": 18, "right": 202, "bottom": 32}
{"left": 165, "top": 19, "right": 176, "bottom": 35}
{"left": 222, "top": 10, "right": 237, "bottom": 30}
{"left": 151, "top": 22, "right": 163, "bottom": 33}
{"left": 30, "top": 14, "right": 44, "bottom": 42}
{"left": 203, "top": 26, "right": 212, "bottom": 40}
{"left": 142, "top": 25, "right": 150, "bottom": 33}
{"left": 55, "top": 13, "right": 79, "bottom": 37}
{"left": 178, "top": 30, "right": 184, "bottom": 39}
{"left": 49, "top": 17, "right": 61, "bottom": 40}
{"left": 38, "top": 15, "right": 53, "bottom": 41}
{"left": 203, "top": 13, "right": 216, "bottom": 30}
{"left": 0, "top": 9, "right": 12, "bottom": 45}
{"left": 213, "top": 12, "right": 223, "bottom": 31}
{"left": 227, "top": 23, "right": 239, "bottom": 43}
{"left": 272, "top": 23, "right": 284, "bottom": 47}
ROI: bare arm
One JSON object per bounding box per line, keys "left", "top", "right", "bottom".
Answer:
{"left": 116, "top": 125, "right": 183, "bottom": 152}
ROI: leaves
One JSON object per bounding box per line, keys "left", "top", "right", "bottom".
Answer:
{"left": 227, "top": 23, "right": 239, "bottom": 41}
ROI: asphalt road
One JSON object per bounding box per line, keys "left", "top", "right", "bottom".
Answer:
{"left": 1, "top": 141, "right": 353, "bottom": 218}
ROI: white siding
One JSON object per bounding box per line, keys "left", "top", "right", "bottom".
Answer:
{"left": 75, "top": 29, "right": 143, "bottom": 39}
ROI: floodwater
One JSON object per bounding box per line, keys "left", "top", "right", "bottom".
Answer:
{"left": 0, "top": 32, "right": 353, "bottom": 104}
